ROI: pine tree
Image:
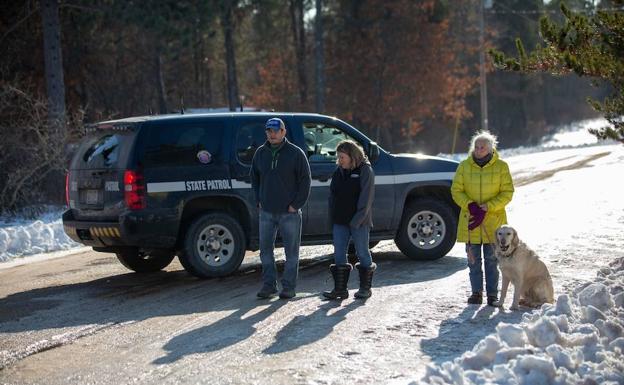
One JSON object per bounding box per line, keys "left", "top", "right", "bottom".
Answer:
{"left": 489, "top": 1, "right": 624, "bottom": 143}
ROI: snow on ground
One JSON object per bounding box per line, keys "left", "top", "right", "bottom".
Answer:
{"left": 0, "top": 208, "right": 81, "bottom": 263}
{"left": 419, "top": 258, "right": 624, "bottom": 385}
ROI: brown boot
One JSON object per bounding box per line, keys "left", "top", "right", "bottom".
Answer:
{"left": 467, "top": 292, "right": 483, "bottom": 304}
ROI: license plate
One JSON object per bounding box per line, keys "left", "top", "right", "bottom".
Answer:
{"left": 85, "top": 189, "right": 99, "bottom": 205}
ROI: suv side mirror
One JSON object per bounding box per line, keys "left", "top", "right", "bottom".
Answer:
{"left": 368, "top": 142, "right": 380, "bottom": 163}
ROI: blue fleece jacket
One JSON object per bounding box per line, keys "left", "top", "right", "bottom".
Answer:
{"left": 250, "top": 138, "right": 311, "bottom": 213}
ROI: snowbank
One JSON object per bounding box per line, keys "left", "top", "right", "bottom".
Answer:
{"left": 420, "top": 257, "right": 624, "bottom": 385}
{"left": 0, "top": 210, "right": 80, "bottom": 262}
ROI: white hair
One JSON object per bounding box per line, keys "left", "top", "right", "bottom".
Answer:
{"left": 469, "top": 130, "right": 498, "bottom": 154}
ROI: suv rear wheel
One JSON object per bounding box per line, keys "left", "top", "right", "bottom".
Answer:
{"left": 179, "top": 212, "right": 246, "bottom": 278}
{"left": 116, "top": 248, "right": 175, "bottom": 273}
{"left": 395, "top": 198, "right": 457, "bottom": 260}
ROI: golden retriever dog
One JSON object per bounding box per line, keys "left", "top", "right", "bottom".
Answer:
{"left": 493, "top": 225, "right": 554, "bottom": 310}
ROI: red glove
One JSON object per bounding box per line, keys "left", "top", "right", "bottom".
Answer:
{"left": 468, "top": 202, "right": 486, "bottom": 230}
{"left": 468, "top": 202, "right": 481, "bottom": 216}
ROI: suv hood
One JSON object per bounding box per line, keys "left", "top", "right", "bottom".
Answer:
{"left": 388, "top": 153, "right": 459, "bottom": 176}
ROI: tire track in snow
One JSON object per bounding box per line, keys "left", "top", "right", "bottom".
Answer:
{"left": 0, "top": 321, "right": 136, "bottom": 370}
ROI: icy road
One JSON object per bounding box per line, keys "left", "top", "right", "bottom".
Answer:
{"left": 1, "top": 143, "right": 622, "bottom": 384}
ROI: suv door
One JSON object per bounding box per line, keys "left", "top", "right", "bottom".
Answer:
{"left": 296, "top": 119, "right": 360, "bottom": 235}
{"left": 294, "top": 117, "right": 395, "bottom": 236}
{"left": 136, "top": 117, "right": 231, "bottom": 210}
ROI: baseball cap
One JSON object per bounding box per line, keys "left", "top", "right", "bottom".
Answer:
{"left": 265, "top": 117, "right": 285, "bottom": 131}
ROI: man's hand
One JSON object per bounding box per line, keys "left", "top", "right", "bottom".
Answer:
{"left": 288, "top": 205, "right": 297, "bottom": 213}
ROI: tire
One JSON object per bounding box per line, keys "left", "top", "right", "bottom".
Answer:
{"left": 394, "top": 198, "right": 457, "bottom": 260}
{"left": 116, "top": 248, "right": 175, "bottom": 273}
{"left": 179, "top": 212, "right": 246, "bottom": 278}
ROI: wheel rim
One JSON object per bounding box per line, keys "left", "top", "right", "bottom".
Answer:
{"left": 196, "top": 224, "right": 235, "bottom": 266}
{"left": 406, "top": 210, "right": 446, "bottom": 250}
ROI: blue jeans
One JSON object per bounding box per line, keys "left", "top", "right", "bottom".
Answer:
{"left": 466, "top": 243, "right": 498, "bottom": 296}
{"left": 332, "top": 224, "right": 372, "bottom": 268}
{"left": 259, "top": 209, "right": 302, "bottom": 291}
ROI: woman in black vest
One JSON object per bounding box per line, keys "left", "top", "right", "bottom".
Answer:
{"left": 323, "top": 141, "right": 376, "bottom": 300}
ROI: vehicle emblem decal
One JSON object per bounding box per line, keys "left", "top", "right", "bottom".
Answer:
{"left": 197, "top": 150, "right": 212, "bottom": 164}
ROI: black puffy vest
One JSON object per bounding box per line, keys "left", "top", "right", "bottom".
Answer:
{"left": 330, "top": 166, "right": 362, "bottom": 225}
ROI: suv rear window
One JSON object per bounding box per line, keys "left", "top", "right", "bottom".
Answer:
{"left": 74, "top": 132, "right": 133, "bottom": 169}
{"left": 138, "top": 120, "right": 226, "bottom": 167}
{"left": 83, "top": 135, "right": 120, "bottom": 167}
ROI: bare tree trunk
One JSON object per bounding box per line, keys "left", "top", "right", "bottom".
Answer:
{"left": 193, "top": 9, "right": 213, "bottom": 107}
{"left": 289, "top": 0, "right": 308, "bottom": 108}
{"left": 193, "top": 18, "right": 202, "bottom": 106}
{"left": 155, "top": 46, "right": 168, "bottom": 114}
{"left": 314, "top": 0, "right": 325, "bottom": 113}
{"left": 40, "top": 0, "right": 66, "bottom": 131}
{"left": 221, "top": 0, "right": 239, "bottom": 111}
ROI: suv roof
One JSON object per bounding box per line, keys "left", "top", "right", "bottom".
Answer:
{"left": 94, "top": 112, "right": 333, "bottom": 126}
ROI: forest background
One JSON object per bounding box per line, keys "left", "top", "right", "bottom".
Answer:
{"left": 0, "top": 0, "right": 612, "bottom": 213}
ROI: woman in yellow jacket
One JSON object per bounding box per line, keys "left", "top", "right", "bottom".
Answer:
{"left": 451, "top": 131, "right": 514, "bottom": 306}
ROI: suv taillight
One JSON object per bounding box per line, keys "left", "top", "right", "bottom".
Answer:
{"left": 65, "top": 172, "right": 70, "bottom": 207}
{"left": 124, "top": 170, "right": 146, "bottom": 210}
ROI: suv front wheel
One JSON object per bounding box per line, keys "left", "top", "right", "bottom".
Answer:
{"left": 395, "top": 198, "right": 457, "bottom": 260}
{"left": 179, "top": 212, "right": 246, "bottom": 278}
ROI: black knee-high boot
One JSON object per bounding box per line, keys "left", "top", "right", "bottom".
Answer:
{"left": 322, "top": 264, "right": 352, "bottom": 300}
{"left": 354, "top": 262, "right": 376, "bottom": 299}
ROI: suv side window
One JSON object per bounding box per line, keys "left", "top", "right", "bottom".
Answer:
{"left": 303, "top": 122, "right": 359, "bottom": 163}
{"left": 141, "top": 121, "right": 226, "bottom": 167}
{"left": 235, "top": 122, "right": 267, "bottom": 164}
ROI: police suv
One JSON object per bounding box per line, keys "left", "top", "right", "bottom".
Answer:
{"left": 63, "top": 112, "right": 460, "bottom": 278}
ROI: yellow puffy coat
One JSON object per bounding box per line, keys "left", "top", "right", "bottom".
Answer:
{"left": 451, "top": 150, "right": 514, "bottom": 244}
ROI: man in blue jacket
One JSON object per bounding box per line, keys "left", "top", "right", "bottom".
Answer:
{"left": 251, "top": 117, "right": 311, "bottom": 299}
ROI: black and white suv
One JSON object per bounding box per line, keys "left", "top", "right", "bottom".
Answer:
{"left": 63, "top": 112, "right": 459, "bottom": 278}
